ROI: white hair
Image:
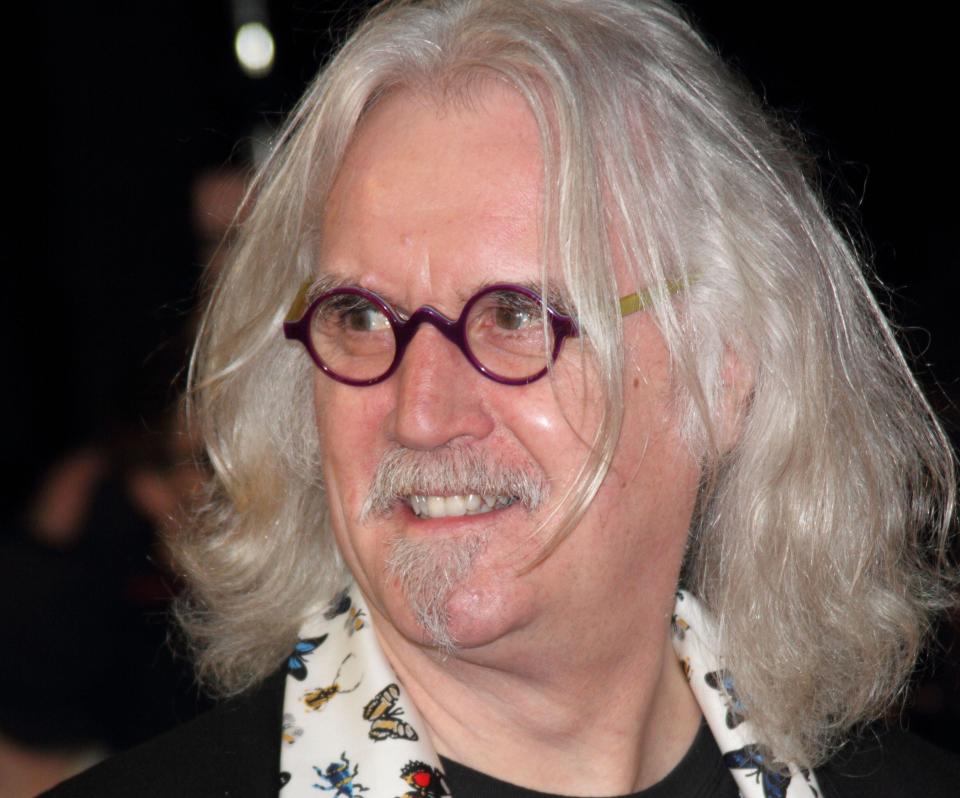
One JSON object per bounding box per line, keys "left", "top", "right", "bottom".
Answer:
{"left": 173, "top": 0, "right": 956, "bottom": 767}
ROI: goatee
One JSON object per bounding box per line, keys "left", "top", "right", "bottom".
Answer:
{"left": 386, "top": 532, "right": 489, "bottom": 653}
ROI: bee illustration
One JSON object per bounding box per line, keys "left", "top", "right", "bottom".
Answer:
{"left": 279, "top": 770, "right": 291, "bottom": 788}
{"left": 397, "top": 760, "right": 450, "bottom": 798}
{"left": 671, "top": 613, "right": 689, "bottom": 640}
{"left": 303, "top": 654, "right": 362, "bottom": 711}
{"left": 363, "top": 683, "right": 419, "bottom": 741}
{"left": 325, "top": 588, "right": 353, "bottom": 619}
{"left": 281, "top": 713, "right": 303, "bottom": 745}
{"left": 287, "top": 634, "right": 328, "bottom": 682}
{"left": 679, "top": 656, "right": 692, "bottom": 681}
{"left": 704, "top": 669, "right": 747, "bottom": 728}
{"left": 722, "top": 744, "right": 791, "bottom": 798}
{"left": 314, "top": 752, "right": 369, "bottom": 796}
{"left": 345, "top": 606, "right": 367, "bottom": 635}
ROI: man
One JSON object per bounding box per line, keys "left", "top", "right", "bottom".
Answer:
{"left": 50, "top": 1, "right": 957, "bottom": 796}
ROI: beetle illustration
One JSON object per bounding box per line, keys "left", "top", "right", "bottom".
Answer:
{"left": 397, "top": 760, "right": 449, "bottom": 798}
{"left": 314, "top": 752, "right": 369, "bottom": 796}
{"left": 303, "top": 654, "right": 362, "bottom": 711}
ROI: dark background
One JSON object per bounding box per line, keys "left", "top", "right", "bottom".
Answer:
{"left": 7, "top": 0, "right": 955, "bottom": 756}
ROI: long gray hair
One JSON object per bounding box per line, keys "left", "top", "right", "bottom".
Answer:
{"left": 173, "top": 0, "right": 956, "bottom": 767}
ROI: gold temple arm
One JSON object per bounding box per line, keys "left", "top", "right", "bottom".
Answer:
{"left": 619, "top": 278, "right": 687, "bottom": 317}
{"left": 285, "top": 280, "right": 314, "bottom": 323}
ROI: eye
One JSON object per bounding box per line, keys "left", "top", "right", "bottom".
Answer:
{"left": 320, "top": 294, "right": 391, "bottom": 332}
{"left": 494, "top": 306, "right": 532, "bottom": 330}
{"left": 487, "top": 291, "right": 543, "bottom": 330}
{"left": 344, "top": 304, "right": 390, "bottom": 332}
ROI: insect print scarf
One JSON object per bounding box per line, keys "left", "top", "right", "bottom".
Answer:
{"left": 279, "top": 584, "right": 822, "bottom": 797}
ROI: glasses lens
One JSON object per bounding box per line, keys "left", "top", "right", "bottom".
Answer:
{"left": 309, "top": 291, "right": 396, "bottom": 382}
{"left": 465, "top": 288, "right": 553, "bottom": 380}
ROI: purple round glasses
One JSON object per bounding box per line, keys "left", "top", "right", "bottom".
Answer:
{"left": 282, "top": 279, "right": 670, "bottom": 387}
{"left": 283, "top": 283, "right": 579, "bottom": 386}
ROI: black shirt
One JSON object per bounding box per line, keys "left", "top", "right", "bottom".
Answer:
{"left": 440, "top": 720, "right": 738, "bottom": 798}
{"left": 45, "top": 670, "right": 960, "bottom": 797}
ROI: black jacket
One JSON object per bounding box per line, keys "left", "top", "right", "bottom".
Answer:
{"left": 45, "top": 670, "right": 959, "bottom": 797}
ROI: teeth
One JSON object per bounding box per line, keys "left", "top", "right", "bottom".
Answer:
{"left": 407, "top": 493, "right": 515, "bottom": 519}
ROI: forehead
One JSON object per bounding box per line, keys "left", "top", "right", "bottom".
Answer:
{"left": 318, "top": 85, "right": 547, "bottom": 300}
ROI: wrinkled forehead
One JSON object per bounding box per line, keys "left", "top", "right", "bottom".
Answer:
{"left": 313, "top": 83, "right": 560, "bottom": 310}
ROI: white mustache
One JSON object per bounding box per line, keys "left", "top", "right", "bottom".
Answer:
{"left": 359, "top": 446, "right": 548, "bottom": 522}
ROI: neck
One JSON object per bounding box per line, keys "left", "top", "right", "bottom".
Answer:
{"left": 370, "top": 599, "right": 702, "bottom": 796}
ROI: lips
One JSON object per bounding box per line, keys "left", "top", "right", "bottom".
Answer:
{"left": 406, "top": 493, "right": 516, "bottom": 519}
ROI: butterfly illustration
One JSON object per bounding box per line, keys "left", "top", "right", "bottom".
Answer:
{"left": 398, "top": 760, "right": 450, "bottom": 797}
{"left": 704, "top": 669, "right": 747, "bottom": 728}
{"left": 363, "top": 683, "right": 419, "bottom": 741}
{"left": 287, "top": 635, "right": 328, "bottom": 682}
{"left": 325, "top": 588, "right": 353, "bottom": 619}
{"left": 304, "top": 654, "right": 362, "bottom": 711}
{"left": 723, "top": 744, "right": 791, "bottom": 798}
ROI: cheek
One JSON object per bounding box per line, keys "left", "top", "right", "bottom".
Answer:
{"left": 605, "top": 365, "right": 700, "bottom": 530}
{"left": 496, "top": 357, "right": 608, "bottom": 489}
{"left": 313, "top": 378, "right": 390, "bottom": 513}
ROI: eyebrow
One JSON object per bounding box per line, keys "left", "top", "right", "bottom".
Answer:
{"left": 304, "top": 273, "right": 355, "bottom": 301}
{"left": 302, "top": 274, "right": 572, "bottom": 317}
{"left": 466, "top": 279, "right": 571, "bottom": 314}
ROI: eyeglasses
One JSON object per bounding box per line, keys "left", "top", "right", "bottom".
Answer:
{"left": 283, "top": 281, "right": 665, "bottom": 387}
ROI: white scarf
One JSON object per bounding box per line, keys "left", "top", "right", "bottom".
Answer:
{"left": 279, "top": 584, "right": 821, "bottom": 797}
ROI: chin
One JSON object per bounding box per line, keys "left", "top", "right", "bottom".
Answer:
{"left": 439, "top": 583, "right": 518, "bottom": 650}
{"left": 386, "top": 552, "right": 529, "bottom": 654}
{"left": 371, "top": 513, "right": 542, "bottom": 653}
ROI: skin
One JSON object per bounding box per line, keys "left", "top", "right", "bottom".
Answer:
{"left": 314, "top": 84, "right": 703, "bottom": 795}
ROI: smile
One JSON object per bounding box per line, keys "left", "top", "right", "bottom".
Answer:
{"left": 406, "top": 494, "right": 516, "bottom": 519}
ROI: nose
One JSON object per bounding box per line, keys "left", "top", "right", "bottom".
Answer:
{"left": 388, "top": 324, "right": 495, "bottom": 450}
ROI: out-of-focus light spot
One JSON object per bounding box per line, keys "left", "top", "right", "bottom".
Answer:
{"left": 234, "top": 22, "right": 275, "bottom": 78}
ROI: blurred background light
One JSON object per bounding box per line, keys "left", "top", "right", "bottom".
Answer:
{"left": 234, "top": 21, "right": 275, "bottom": 77}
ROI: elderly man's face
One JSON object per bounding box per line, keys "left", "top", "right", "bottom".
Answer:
{"left": 314, "top": 85, "right": 700, "bottom": 657}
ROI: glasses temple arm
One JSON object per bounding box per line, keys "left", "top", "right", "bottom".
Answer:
{"left": 619, "top": 277, "right": 687, "bottom": 317}
{"left": 285, "top": 280, "right": 314, "bottom": 323}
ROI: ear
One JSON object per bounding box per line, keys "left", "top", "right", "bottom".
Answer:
{"left": 716, "top": 346, "right": 754, "bottom": 454}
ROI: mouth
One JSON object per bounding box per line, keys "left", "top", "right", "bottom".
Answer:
{"left": 406, "top": 493, "right": 517, "bottom": 519}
